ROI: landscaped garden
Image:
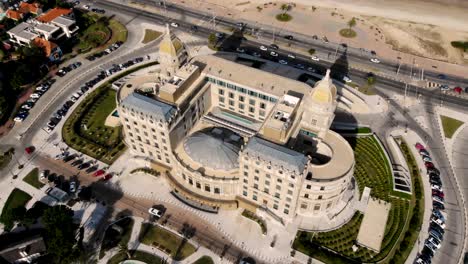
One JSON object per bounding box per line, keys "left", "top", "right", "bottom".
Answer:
{"left": 139, "top": 223, "right": 196, "bottom": 260}
{"left": 293, "top": 135, "right": 415, "bottom": 264}
{"left": 192, "top": 256, "right": 214, "bottom": 264}
{"left": 0, "top": 188, "right": 32, "bottom": 230}
{"left": 100, "top": 218, "right": 135, "bottom": 259}
{"left": 75, "top": 11, "right": 127, "bottom": 54}
{"left": 107, "top": 250, "right": 164, "bottom": 264}
{"left": 440, "top": 115, "right": 464, "bottom": 138}
{"left": 23, "top": 167, "right": 45, "bottom": 189}
{"left": 62, "top": 85, "right": 125, "bottom": 164}
{"left": 0, "top": 148, "right": 14, "bottom": 170}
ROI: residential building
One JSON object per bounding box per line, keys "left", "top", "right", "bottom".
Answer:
{"left": 0, "top": 233, "right": 46, "bottom": 264}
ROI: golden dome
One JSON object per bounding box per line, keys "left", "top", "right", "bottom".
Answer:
{"left": 310, "top": 69, "right": 337, "bottom": 104}
{"left": 159, "top": 24, "right": 184, "bottom": 57}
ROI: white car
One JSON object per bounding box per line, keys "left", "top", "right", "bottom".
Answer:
{"left": 431, "top": 218, "right": 446, "bottom": 229}
{"left": 14, "top": 116, "right": 25, "bottom": 122}
{"left": 69, "top": 181, "right": 77, "bottom": 193}
{"left": 236, "top": 47, "right": 245, "bottom": 53}
{"left": 30, "top": 93, "right": 41, "bottom": 99}
{"left": 431, "top": 184, "right": 442, "bottom": 191}
{"left": 287, "top": 54, "right": 296, "bottom": 59}
{"left": 259, "top": 45, "right": 268, "bottom": 51}
{"left": 422, "top": 156, "right": 432, "bottom": 162}
{"left": 40, "top": 170, "right": 47, "bottom": 182}
{"left": 440, "top": 85, "right": 450, "bottom": 91}
{"left": 83, "top": 4, "right": 90, "bottom": 9}
{"left": 36, "top": 86, "right": 46, "bottom": 92}
{"left": 270, "top": 51, "right": 278, "bottom": 57}
{"left": 70, "top": 96, "right": 77, "bottom": 103}
{"left": 370, "top": 58, "right": 380, "bottom": 63}
{"left": 343, "top": 76, "right": 352, "bottom": 83}
{"left": 428, "top": 236, "right": 441, "bottom": 249}
{"left": 170, "top": 22, "right": 179, "bottom": 28}
{"left": 148, "top": 208, "right": 163, "bottom": 218}
{"left": 310, "top": 56, "right": 320, "bottom": 61}
{"left": 44, "top": 126, "right": 53, "bottom": 133}
{"left": 278, "top": 60, "right": 288, "bottom": 65}
{"left": 21, "top": 104, "right": 32, "bottom": 110}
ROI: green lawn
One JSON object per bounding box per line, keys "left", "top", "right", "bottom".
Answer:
{"left": 107, "top": 250, "right": 164, "bottom": 264}
{"left": 100, "top": 218, "right": 134, "bottom": 259}
{"left": 440, "top": 115, "right": 464, "bottom": 138}
{"left": 276, "top": 13, "right": 293, "bottom": 22}
{"left": 339, "top": 28, "right": 357, "bottom": 38}
{"left": 142, "top": 29, "right": 163, "bottom": 44}
{"left": 139, "top": 223, "right": 196, "bottom": 260}
{"left": 193, "top": 256, "right": 214, "bottom": 264}
{"left": 0, "top": 188, "right": 32, "bottom": 230}
{"left": 293, "top": 135, "right": 413, "bottom": 263}
{"left": 62, "top": 85, "right": 125, "bottom": 164}
{"left": 108, "top": 19, "right": 128, "bottom": 44}
{"left": 23, "top": 168, "right": 45, "bottom": 189}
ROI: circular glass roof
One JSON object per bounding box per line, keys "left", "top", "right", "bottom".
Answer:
{"left": 183, "top": 127, "right": 243, "bottom": 171}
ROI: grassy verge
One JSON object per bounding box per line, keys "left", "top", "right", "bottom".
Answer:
{"left": 0, "top": 188, "right": 32, "bottom": 230}
{"left": 440, "top": 115, "right": 464, "bottom": 138}
{"left": 100, "top": 218, "right": 134, "bottom": 259}
{"left": 142, "top": 29, "right": 163, "bottom": 44}
{"left": 139, "top": 223, "right": 196, "bottom": 260}
{"left": 107, "top": 250, "right": 163, "bottom": 264}
{"left": 276, "top": 13, "right": 293, "bottom": 22}
{"left": 294, "top": 135, "right": 412, "bottom": 263}
{"left": 23, "top": 168, "right": 44, "bottom": 189}
{"left": 241, "top": 209, "right": 267, "bottom": 234}
{"left": 108, "top": 18, "right": 128, "bottom": 44}
{"left": 130, "top": 167, "right": 160, "bottom": 177}
{"left": 193, "top": 256, "right": 214, "bottom": 264}
{"left": 391, "top": 139, "right": 425, "bottom": 263}
{"left": 339, "top": 28, "right": 357, "bottom": 38}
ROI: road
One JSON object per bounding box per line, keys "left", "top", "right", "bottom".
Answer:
{"left": 88, "top": 0, "right": 468, "bottom": 111}
{"left": 33, "top": 154, "right": 262, "bottom": 264}
{"left": 113, "top": 0, "right": 468, "bottom": 87}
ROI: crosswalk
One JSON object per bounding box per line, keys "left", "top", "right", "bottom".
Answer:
{"left": 426, "top": 81, "right": 441, "bottom": 88}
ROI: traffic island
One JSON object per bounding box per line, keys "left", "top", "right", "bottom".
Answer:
{"left": 276, "top": 13, "right": 293, "bottom": 22}
{"left": 339, "top": 28, "right": 357, "bottom": 38}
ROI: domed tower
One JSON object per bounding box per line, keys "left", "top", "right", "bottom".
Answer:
{"left": 158, "top": 24, "right": 187, "bottom": 78}
{"left": 299, "top": 69, "right": 338, "bottom": 139}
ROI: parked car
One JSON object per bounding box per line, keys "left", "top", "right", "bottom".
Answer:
{"left": 419, "top": 149, "right": 430, "bottom": 156}
{"left": 69, "top": 181, "right": 77, "bottom": 193}
{"left": 77, "top": 162, "right": 91, "bottom": 170}
{"left": 431, "top": 184, "right": 442, "bottom": 191}
{"left": 440, "top": 85, "right": 450, "bottom": 91}
{"left": 310, "top": 56, "right": 320, "bottom": 61}
{"left": 40, "top": 170, "right": 48, "bottom": 182}
{"left": 259, "top": 45, "right": 268, "bottom": 51}
{"left": 432, "top": 190, "right": 444, "bottom": 198}
{"left": 93, "top": 170, "right": 105, "bottom": 177}
{"left": 170, "top": 22, "right": 179, "bottom": 27}
{"left": 287, "top": 54, "right": 296, "bottom": 59}
{"left": 433, "top": 200, "right": 445, "bottom": 210}
{"left": 370, "top": 58, "right": 380, "bottom": 63}
{"left": 71, "top": 159, "right": 83, "bottom": 167}
{"left": 425, "top": 162, "right": 434, "bottom": 168}
{"left": 270, "top": 51, "right": 278, "bottom": 57}
{"left": 63, "top": 155, "right": 76, "bottom": 163}
{"left": 103, "top": 174, "right": 113, "bottom": 181}
{"left": 148, "top": 207, "right": 163, "bottom": 218}
{"left": 343, "top": 76, "right": 352, "bottom": 83}
{"left": 269, "top": 44, "right": 279, "bottom": 50}
{"left": 30, "top": 93, "right": 41, "bottom": 99}
{"left": 427, "top": 168, "right": 440, "bottom": 176}
{"left": 422, "top": 155, "right": 432, "bottom": 162}
{"left": 284, "top": 35, "right": 293, "bottom": 40}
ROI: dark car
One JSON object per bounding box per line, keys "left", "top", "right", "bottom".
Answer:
{"left": 63, "top": 155, "right": 76, "bottom": 163}
{"left": 269, "top": 44, "right": 279, "bottom": 50}
{"left": 427, "top": 168, "right": 440, "bottom": 176}
{"left": 191, "top": 25, "right": 198, "bottom": 31}
{"left": 425, "top": 162, "right": 434, "bottom": 168}
{"left": 430, "top": 222, "right": 445, "bottom": 234}
{"left": 433, "top": 201, "right": 445, "bottom": 210}
{"left": 437, "top": 74, "right": 447, "bottom": 80}
{"left": 432, "top": 190, "right": 444, "bottom": 198}
{"left": 71, "top": 159, "right": 83, "bottom": 167}
{"left": 47, "top": 173, "right": 57, "bottom": 182}
{"left": 78, "top": 162, "right": 91, "bottom": 170}
{"left": 284, "top": 35, "right": 294, "bottom": 40}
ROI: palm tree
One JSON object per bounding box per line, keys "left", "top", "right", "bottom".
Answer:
{"left": 118, "top": 242, "right": 131, "bottom": 259}
{"left": 280, "top": 3, "right": 290, "bottom": 14}
{"left": 348, "top": 17, "right": 356, "bottom": 30}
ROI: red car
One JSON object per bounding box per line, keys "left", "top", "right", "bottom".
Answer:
{"left": 25, "top": 146, "right": 35, "bottom": 154}
{"left": 425, "top": 162, "right": 434, "bottom": 168}
{"left": 415, "top": 143, "right": 425, "bottom": 150}
{"left": 454, "top": 86, "right": 463, "bottom": 94}
{"left": 93, "top": 170, "right": 105, "bottom": 177}
{"left": 432, "top": 190, "right": 444, "bottom": 198}
{"left": 102, "top": 174, "right": 113, "bottom": 181}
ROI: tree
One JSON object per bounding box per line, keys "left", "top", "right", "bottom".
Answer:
{"left": 42, "top": 205, "right": 81, "bottom": 263}
{"left": 208, "top": 33, "right": 217, "bottom": 46}
{"left": 367, "top": 72, "right": 376, "bottom": 85}
{"left": 280, "top": 4, "right": 291, "bottom": 14}
{"left": 348, "top": 17, "right": 357, "bottom": 29}
{"left": 118, "top": 242, "right": 131, "bottom": 259}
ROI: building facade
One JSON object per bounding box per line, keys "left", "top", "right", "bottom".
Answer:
{"left": 117, "top": 28, "right": 355, "bottom": 223}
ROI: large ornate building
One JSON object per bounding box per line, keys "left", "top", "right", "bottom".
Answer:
{"left": 117, "top": 26, "right": 356, "bottom": 223}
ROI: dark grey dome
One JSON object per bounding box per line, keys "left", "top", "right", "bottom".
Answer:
{"left": 183, "top": 128, "right": 243, "bottom": 170}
